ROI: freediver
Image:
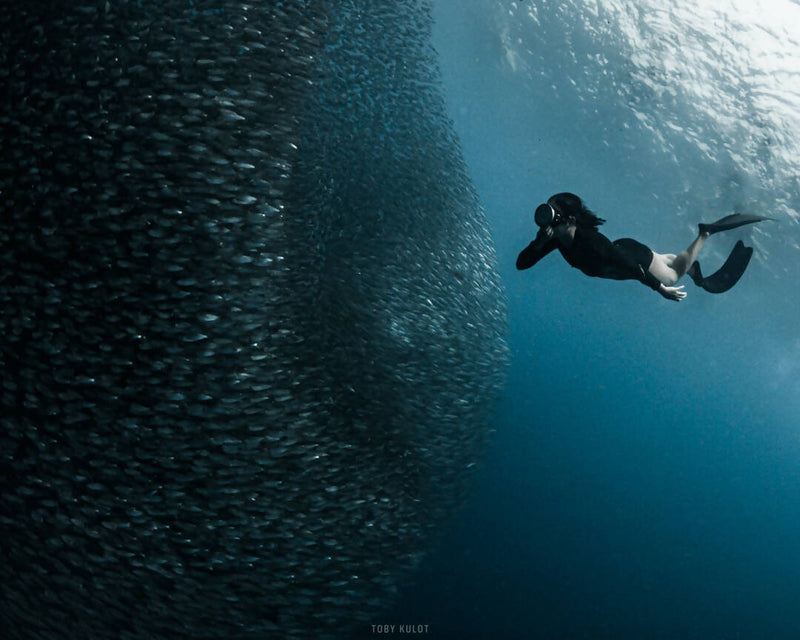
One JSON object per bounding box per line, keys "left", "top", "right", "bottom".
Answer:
{"left": 516, "top": 192, "right": 770, "bottom": 301}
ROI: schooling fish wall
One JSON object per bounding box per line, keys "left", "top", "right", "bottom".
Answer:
{"left": 0, "top": 1, "right": 506, "bottom": 638}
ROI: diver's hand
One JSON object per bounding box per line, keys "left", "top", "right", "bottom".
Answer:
{"left": 659, "top": 284, "right": 686, "bottom": 301}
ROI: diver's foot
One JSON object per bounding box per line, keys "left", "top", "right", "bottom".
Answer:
{"left": 687, "top": 261, "right": 703, "bottom": 285}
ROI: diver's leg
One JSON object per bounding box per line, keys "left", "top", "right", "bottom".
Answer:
{"left": 648, "top": 232, "right": 708, "bottom": 284}
{"left": 670, "top": 231, "right": 709, "bottom": 277}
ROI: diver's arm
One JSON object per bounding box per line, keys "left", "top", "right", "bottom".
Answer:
{"left": 637, "top": 266, "right": 687, "bottom": 301}
{"left": 638, "top": 266, "right": 664, "bottom": 292}
{"left": 516, "top": 229, "right": 558, "bottom": 270}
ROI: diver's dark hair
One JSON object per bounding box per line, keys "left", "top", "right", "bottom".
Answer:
{"left": 547, "top": 192, "right": 605, "bottom": 228}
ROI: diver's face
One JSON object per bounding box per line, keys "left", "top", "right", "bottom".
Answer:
{"left": 536, "top": 203, "right": 568, "bottom": 238}
{"left": 535, "top": 202, "right": 575, "bottom": 241}
{"left": 544, "top": 218, "right": 575, "bottom": 242}
{"left": 534, "top": 202, "right": 560, "bottom": 228}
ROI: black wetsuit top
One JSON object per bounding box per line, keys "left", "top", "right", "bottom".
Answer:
{"left": 516, "top": 225, "right": 663, "bottom": 291}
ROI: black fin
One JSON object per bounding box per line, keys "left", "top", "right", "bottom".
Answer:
{"left": 698, "top": 213, "right": 772, "bottom": 236}
{"left": 687, "top": 261, "right": 705, "bottom": 287}
{"left": 688, "top": 240, "right": 754, "bottom": 293}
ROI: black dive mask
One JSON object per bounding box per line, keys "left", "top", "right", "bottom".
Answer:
{"left": 534, "top": 202, "right": 563, "bottom": 228}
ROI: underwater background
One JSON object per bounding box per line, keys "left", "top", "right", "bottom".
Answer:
{"left": 380, "top": 0, "right": 800, "bottom": 638}
{"left": 2, "top": 0, "right": 800, "bottom": 639}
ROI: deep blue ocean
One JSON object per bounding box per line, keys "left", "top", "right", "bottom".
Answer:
{"left": 3, "top": 1, "right": 799, "bottom": 638}
{"left": 372, "top": 1, "right": 800, "bottom": 638}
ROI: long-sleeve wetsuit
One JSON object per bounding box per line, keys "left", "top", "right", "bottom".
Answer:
{"left": 516, "top": 225, "right": 663, "bottom": 291}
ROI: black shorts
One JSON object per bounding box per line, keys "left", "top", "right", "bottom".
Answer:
{"left": 612, "top": 238, "right": 654, "bottom": 270}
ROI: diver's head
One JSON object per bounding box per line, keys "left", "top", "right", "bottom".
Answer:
{"left": 536, "top": 193, "right": 606, "bottom": 230}
{"left": 534, "top": 202, "right": 564, "bottom": 228}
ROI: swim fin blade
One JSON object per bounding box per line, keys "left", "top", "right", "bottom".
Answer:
{"left": 687, "top": 240, "right": 754, "bottom": 293}
{"left": 698, "top": 213, "right": 772, "bottom": 236}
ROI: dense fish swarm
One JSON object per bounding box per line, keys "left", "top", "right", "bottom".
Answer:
{"left": 0, "top": 1, "right": 507, "bottom": 638}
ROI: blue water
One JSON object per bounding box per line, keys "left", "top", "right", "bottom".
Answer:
{"left": 368, "top": 1, "right": 800, "bottom": 638}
